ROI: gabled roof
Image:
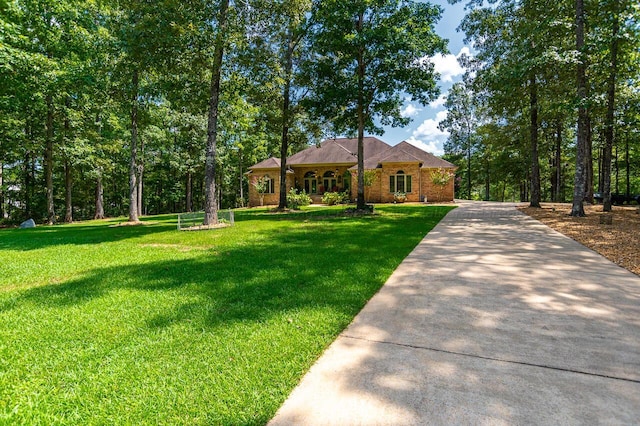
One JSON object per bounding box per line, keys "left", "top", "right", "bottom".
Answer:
{"left": 248, "top": 157, "right": 281, "bottom": 169}
{"left": 358, "top": 141, "right": 456, "bottom": 170}
{"left": 287, "top": 137, "right": 391, "bottom": 166}
{"left": 247, "top": 138, "right": 454, "bottom": 171}
{"left": 363, "top": 148, "right": 423, "bottom": 168}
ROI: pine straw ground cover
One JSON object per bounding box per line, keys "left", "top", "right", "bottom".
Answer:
{"left": 518, "top": 203, "right": 640, "bottom": 276}
{"left": 0, "top": 205, "right": 454, "bottom": 425}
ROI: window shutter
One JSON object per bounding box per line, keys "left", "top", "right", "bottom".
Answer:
{"left": 406, "top": 175, "right": 412, "bottom": 193}
{"left": 389, "top": 176, "right": 395, "bottom": 192}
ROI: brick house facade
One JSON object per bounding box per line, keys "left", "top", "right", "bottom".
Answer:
{"left": 247, "top": 137, "right": 456, "bottom": 206}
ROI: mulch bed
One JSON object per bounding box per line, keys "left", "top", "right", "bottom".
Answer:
{"left": 518, "top": 203, "right": 640, "bottom": 276}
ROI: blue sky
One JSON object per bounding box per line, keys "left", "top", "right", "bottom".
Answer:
{"left": 381, "top": 0, "right": 470, "bottom": 155}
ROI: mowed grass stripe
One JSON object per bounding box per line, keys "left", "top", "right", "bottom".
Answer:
{"left": 0, "top": 204, "right": 454, "bottom": 425}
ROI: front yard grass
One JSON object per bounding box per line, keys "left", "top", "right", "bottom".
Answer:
{"left": 0, "top": 204, "right": 454, "bottom": 425}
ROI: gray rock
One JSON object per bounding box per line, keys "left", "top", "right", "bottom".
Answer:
{"left": 19, "top": 219, "right": 36, "bottom": 229}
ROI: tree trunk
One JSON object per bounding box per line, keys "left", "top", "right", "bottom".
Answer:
{"left": 614, "top": 141, "right": 619, "bottom": 193}
{"left": 137, "top": 165, "right": 143, "bottom": 217}
{"left": 64, "top": 159, "right": 73, "bottom": 223}
{"left": 278, "top": 32, "right": 295, "bottom": 210}
{"left": 129, "top": 69, "right": 140, "bottom": 222}
{"left": 466, "top": 134, "right": 472, "bottom": 200}
{"left": 238, "top": 148, "right": 243, "bottom": 207}
{"left": 484, "top": 157, "right": 490, "bottom": 201}
{"left": 64, "top": 99, "right": 73, "bottom": 223}
{"left": 625, "top": 135, "right": 629, "bottom": 198}
{"left": 95, "top": 174, "right": 105, "bottom": 219}
{"left": 597, "top": 143, "right": 603, "bottom": 194}
{"left": 602, "top": 11, "right": 618, "bottom": 212}
{"left": 356, "top": 11, "right": 366, "bottom": 211}
{"left": 584, "top": 116, "right": 593, "bottom": 203}
{"left": 571, "top": 0, "right": 587, "bottom": 217}
{"left": 24, "top": 146, "right": 31, "bottom": 219}
{"left": 0, "top": 161, "right": 4, "bottom": 219}
{"left": 186, "top": 171, "right": 193, "bottom": 212}
{"left": 553, "top": 120, "right": 562, "bottom": 202}
{"left": 203, "top": 0, "right": 229, "bottom": 225}
{"left": 137, "top": 136, "right": 144, "bottom": 217}
{"left": 529, "top": 73, "right": 541, "bottom": 208}
{"left": 45, "top": 94, "right": 55, "bottom": 224}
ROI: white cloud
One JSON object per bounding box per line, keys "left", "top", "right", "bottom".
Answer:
{"left": 406, "top": 110, "right": 449, "bottom": 156}
{"left": 429, "top": 94, "right": 447, "bottom": 109}
{"left": 429, "top": 46, "right": 472, "bottom": 83}
{"left": 400, "top": 103, "right": 421, "bottom": 118}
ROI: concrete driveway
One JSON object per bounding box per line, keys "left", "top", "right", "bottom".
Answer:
{"left": 269, "top": 201, "right": 640, "bottom": 425}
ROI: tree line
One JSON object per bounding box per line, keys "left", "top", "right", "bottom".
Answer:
{"left": 0, "top": 0, "right": 448, "bottom": 224}
{"left": 440, "top": 0, "right": 639, "bottom": 215}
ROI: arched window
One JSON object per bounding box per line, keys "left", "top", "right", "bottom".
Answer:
{"left": 389, "top": 170, "right": 412, "bottom": 193}
{"left": 323, "top": 171, "right": 338, "bottom": 193}
{"left": 304, "top": 171, "right": 317, "bottom": 194}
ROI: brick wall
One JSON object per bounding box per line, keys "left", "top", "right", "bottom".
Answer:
{"left": 350, "top": 169, "right": 383, "bottom": 203}
{"left": 421, "top": 168, "right": 456, "bottom": 202}
{"left": 351, "top": 165, "right": 456, "bottom": 203}
{"left": 248, "top": 169, "right": 293, "bottom": 207}
{"left": 379, "top": 163, "right": 422, "bottom": 202}
{"left": 249, "top": 164, "right": 455, "bottom": 206}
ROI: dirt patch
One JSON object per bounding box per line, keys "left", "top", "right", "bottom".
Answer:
{"left": 109, "top": 221, "right": 156, "bottom": 227}
{"left": 179, "top": 223, "right": 230, "bottom": 231}
{"left": 519, "top": 203, "right": 640, "bottom": 276}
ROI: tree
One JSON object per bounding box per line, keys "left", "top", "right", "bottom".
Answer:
{"left": 362, "top": 169, "right": 377, "bottom": 203}
{"left": 240, "top": 0, "right": 320, "bottom": 210}
{"left": 304, "top": 0, "right": 446, "bottom": 210}
{"left": 430, "top": 167, "right": 455, "bottom": 202}
{"left": 458, "top": 0, "right": 577, "bottom": 207}
{"left": 439, "top": 80, "right": 480, "bottom": 200}
{"left": 202, "top": 0, "right": 230, "bottom": 225}
{"left": 570, "top": 0, "right": 588, "bottom": 217}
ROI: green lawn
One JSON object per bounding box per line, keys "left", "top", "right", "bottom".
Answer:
{"left": 0, "top": 204, "right": 454, "bottom": 425}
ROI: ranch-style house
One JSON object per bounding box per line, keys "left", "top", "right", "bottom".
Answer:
{"left": 246, "top": 137, "right": 456, "bottom": 207}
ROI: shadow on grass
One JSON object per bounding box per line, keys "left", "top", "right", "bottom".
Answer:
{"left": 0, "top": 215, "right": 179, "bottom": 250}
{"left": 0, "top": 205, "right": 457, "bottom": 425}
{"left": 0, "top": 206, "right": 455, "bottom": 330}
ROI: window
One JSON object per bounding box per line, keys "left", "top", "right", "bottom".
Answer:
{"left": 342, "top": 171, "right": 351, "bottom": 192}
{"left": 263, "top": 175, "right": 275, "bottom": 194}
{"left": 323, "top": 171, "right": 337, "bottom": 193}
{"left": 389, "top": 170, "right": 412, "bottom": 193}
{"left": 304, "top": 171, "right": 317, "bottom": 194}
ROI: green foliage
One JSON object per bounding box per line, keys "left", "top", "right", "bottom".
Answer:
{"left": 445, "top": 0, "right": 640, "bottom": 204}
{"left": 286, "top": 188, "right": 312, "bottom": 209}
{"left": 303, "top": 0, "right": 446, "bottom": 209}
{"left": 321, "top": 191, "right": 349, "bottom": 206}
{"left": 251, "top": 175, "right": 270, "bottom": 196}
{"left": 430, "top": 168, "right": 455, "bottom": 187}
{"left": 362, "top": 169, "right": 378, "bottom": 188}
{"left": 0, "top": 205, "right": 454, "bottom": 424}
{"left": 304, "top": 0, "right": 447, "bottom": 135}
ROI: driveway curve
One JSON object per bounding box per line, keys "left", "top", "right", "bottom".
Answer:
{"left": 269, "top": 201, "right": 640, "bottom": 425}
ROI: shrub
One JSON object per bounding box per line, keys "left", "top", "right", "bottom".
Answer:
{"left": 322, "top": 191, "right": 349, "bottom": 206}
{"left": 287, "top": 188, "right": 312, "bottom": 210}
{"left": 393, "top": 192, "right": 407, "bottom": 202}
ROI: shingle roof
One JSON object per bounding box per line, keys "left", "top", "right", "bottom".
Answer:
{"left": 357, "top": 141, "right": 456, "bottom": 170}
{"left": 248, "top": 157, "right": 281, "bottom": 169}
{"left": 248, "top": 138, "right": 454, "bottom": 171}
{"left": 287, "top": 137, "right": 391, "bottom": 165}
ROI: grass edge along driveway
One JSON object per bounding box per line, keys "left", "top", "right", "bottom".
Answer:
{"left": 0, "top": 204, "right": 454, "bottom": 425}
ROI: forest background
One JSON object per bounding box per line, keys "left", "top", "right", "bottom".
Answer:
{"left": 0, "top": 0, "right": 638, "bottom": 224}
